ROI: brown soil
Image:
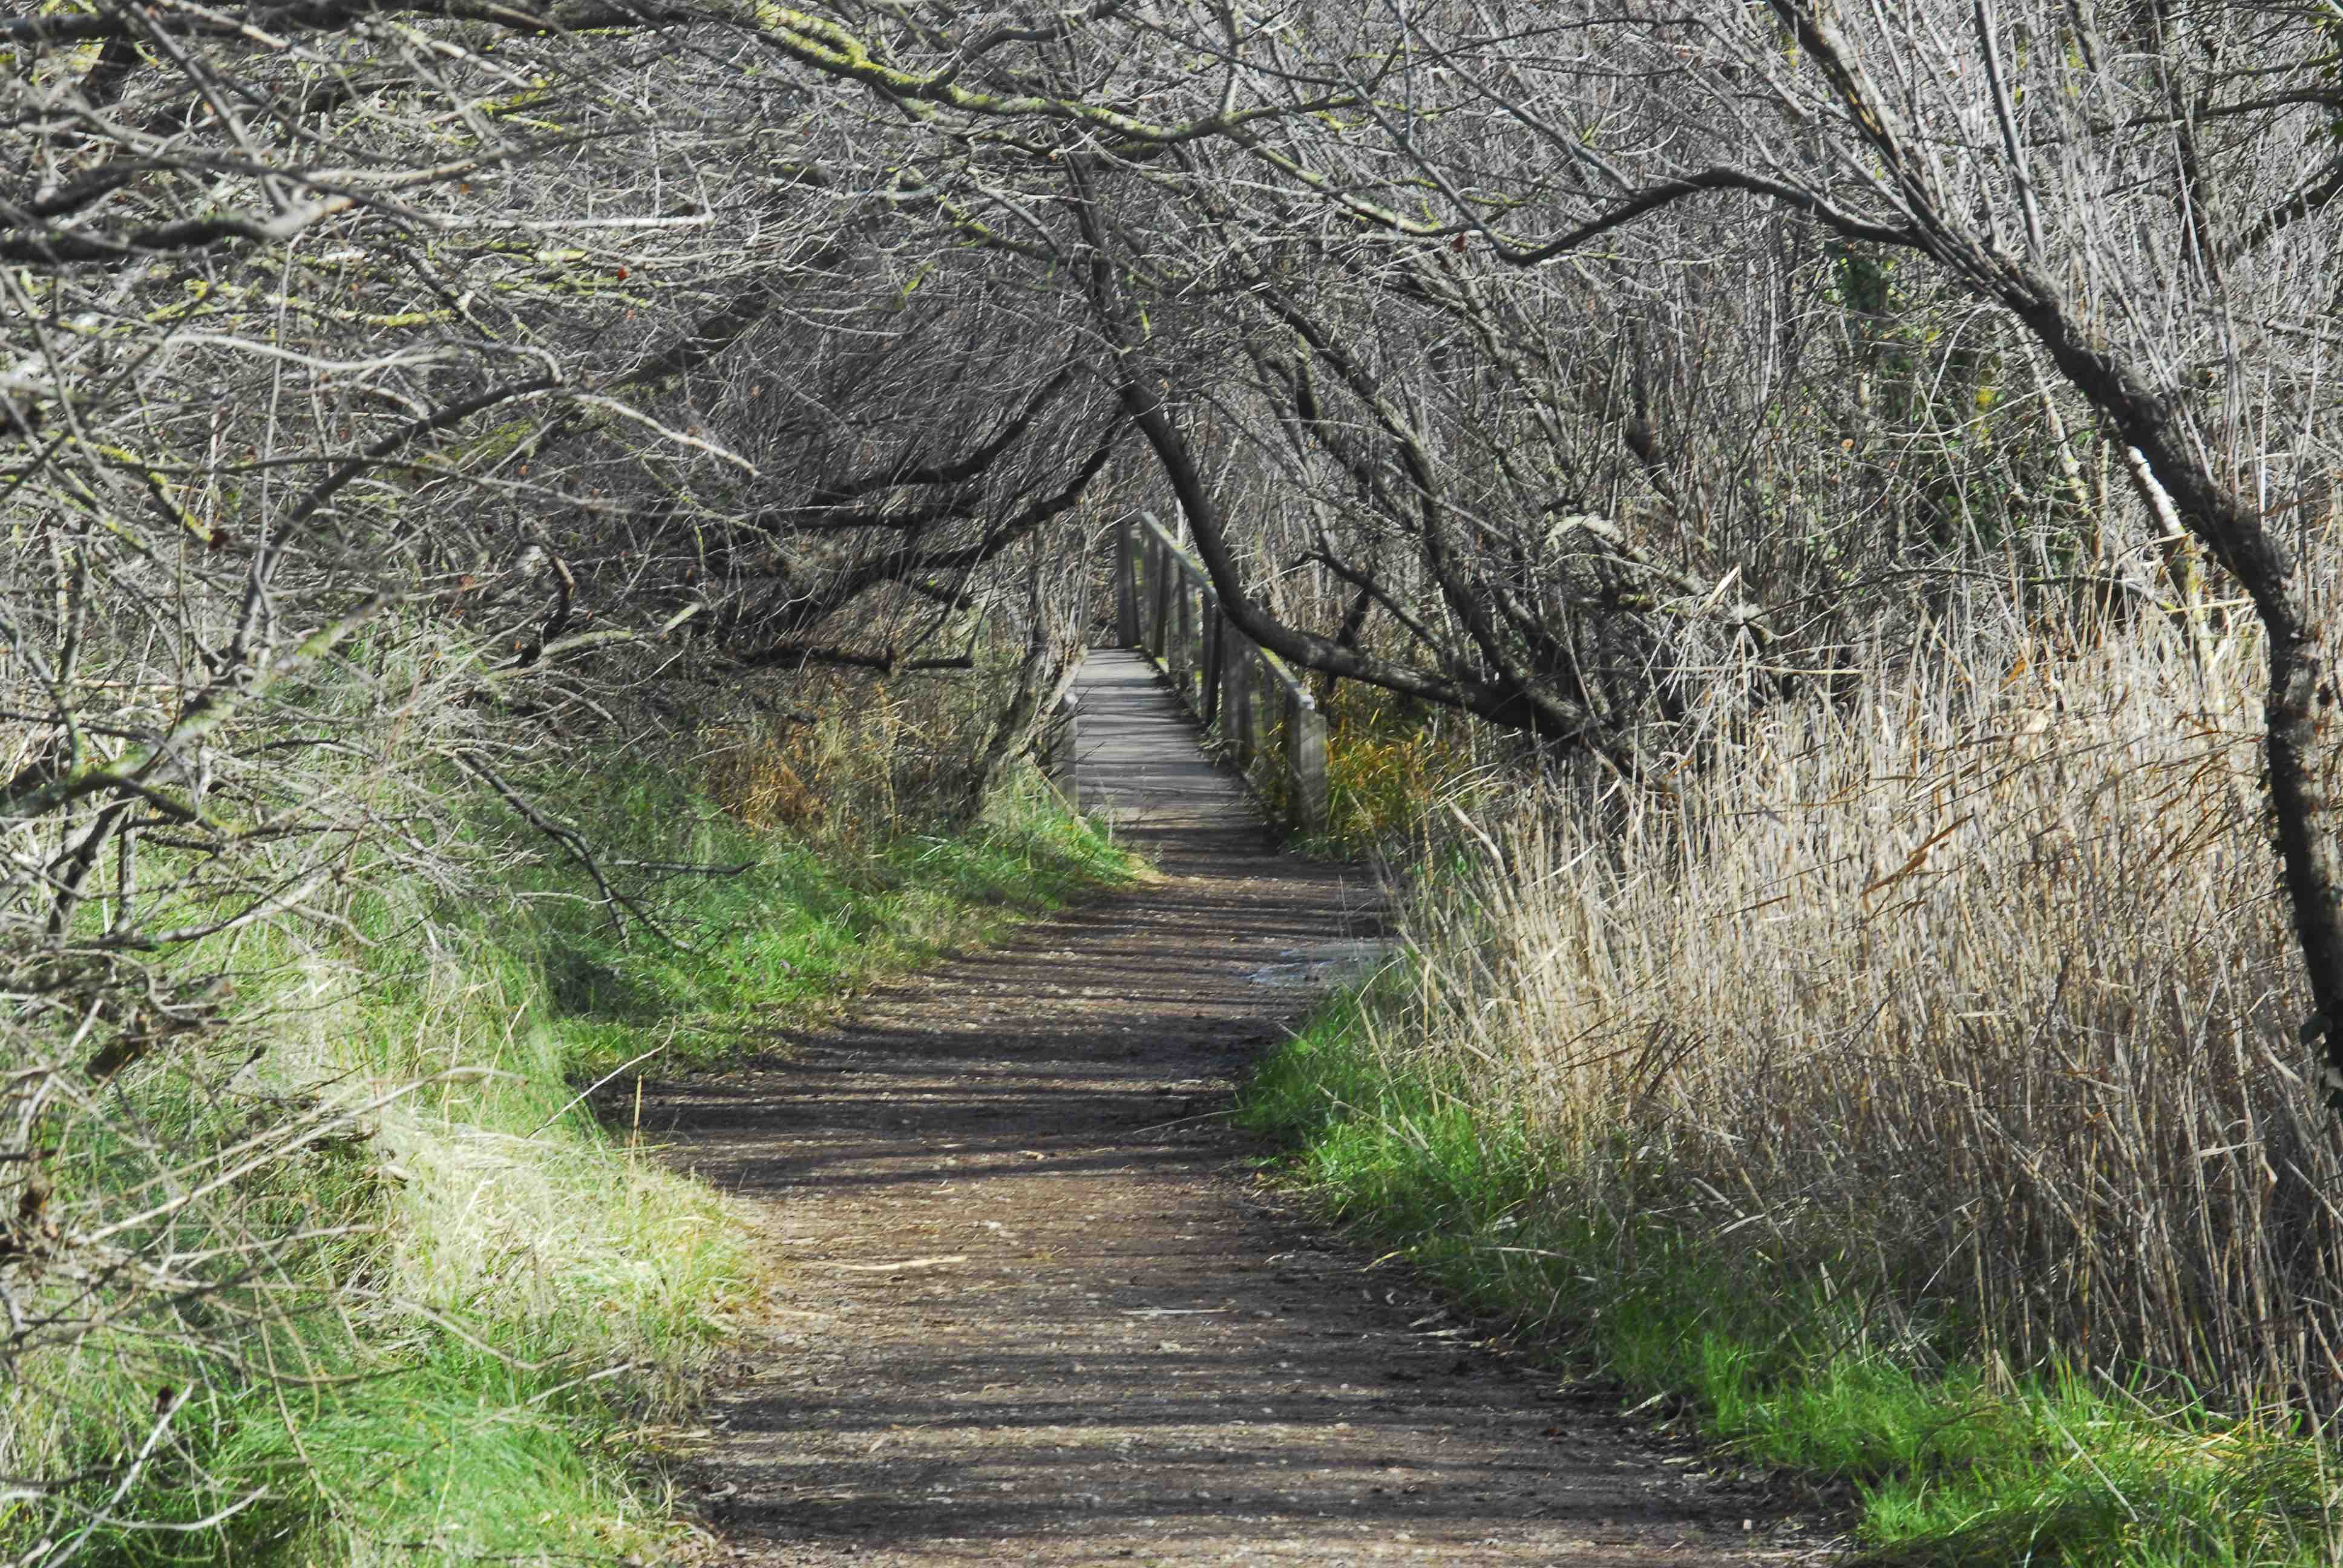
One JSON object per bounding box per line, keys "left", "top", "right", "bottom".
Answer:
{"left": 640, "top": 653, "right": 1832, "bottom": 1566}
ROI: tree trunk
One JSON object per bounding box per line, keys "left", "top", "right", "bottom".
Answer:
{"left": 959, "top": 621, "right": 1084, "bottom": 825}
{"left": 2015, "top": 289, "right": 2343, "bottom": 1100}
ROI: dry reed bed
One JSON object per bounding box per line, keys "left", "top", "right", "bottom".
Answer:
{"left": 1398, "top": 616, "right": 2343, "bottom": 1409}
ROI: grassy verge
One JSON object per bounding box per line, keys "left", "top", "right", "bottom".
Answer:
{"left": 1237, "top": 983, "right": 2339, "bottom": 1567}
{"left": 9, "top": 762, "right": 1135, "bottom": 1567}
{"left": 510, "top": 762, "right": 1141, "bottom": 1075}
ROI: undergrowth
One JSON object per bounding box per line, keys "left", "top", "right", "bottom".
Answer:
{"left": 1240, "top": 990, "right": 2342, "bottom": 1566}
{"left": 1317, "top": 684, "right": 1488, "bottom": 851}
{"left": 510, "top": 761, "right": 1138, "bottom": 1075}
{"left": 1236, "top": 615, "right": 2343, "bottom": 1567}
{"left": 1205, "top": 673, "right": 1496, "bottom": 855}
{"left": 4, "top": 750, "right": 1133, "bottom": 1567}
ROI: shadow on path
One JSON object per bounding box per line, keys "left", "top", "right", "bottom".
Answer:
{"left": 645, "top": 651, "right": 1800, "bottom": 1566}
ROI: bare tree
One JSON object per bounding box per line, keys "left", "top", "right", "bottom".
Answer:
{"left": 0, "top": 2, "right": 1167, "bottom": 1546}
{"left": 9, "top": 0, "right": 2342, "bottom": 1544}
{"left": 1381, "top": 0, "right": 2343, "bottom": 1089}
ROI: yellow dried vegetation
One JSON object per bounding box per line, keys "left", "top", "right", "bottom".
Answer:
{"left": 1320, "top": 683, "right": 1491, "bottom": 846}
{"left": 698, "top": 673, "right": 964, "bottom": 839}
{"left": 1394, "top": 603, "right": 2343, "bottom": 1408}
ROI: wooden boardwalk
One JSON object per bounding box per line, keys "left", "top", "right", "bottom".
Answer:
{"left": 1110, "top": 515, "right": 1331, "bottom": 838}
{"left": 1069, "top": 648, "right": 1279, "bottom": 872}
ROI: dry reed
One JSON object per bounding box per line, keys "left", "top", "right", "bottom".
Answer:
{"left": 698, "top": 669, "right": 995, "bottom": 839}
{"left": 1395, "top": 603, "right": 2343, "bottom": 1410}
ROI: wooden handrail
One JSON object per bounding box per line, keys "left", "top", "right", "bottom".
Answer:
{"left": 1109, "top": 511, "right": 1329, "bottom": 835}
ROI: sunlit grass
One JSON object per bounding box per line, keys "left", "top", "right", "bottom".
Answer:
{"left": 6, "top": 747, "right": 1134, "bottom": 1567}
{"left": 1240, "top": 996, "right": 2342, "bottom": 1567}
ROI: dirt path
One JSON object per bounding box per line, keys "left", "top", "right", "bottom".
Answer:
{"left": 646, "top": 653, "right": 1813, "bottom": 1566}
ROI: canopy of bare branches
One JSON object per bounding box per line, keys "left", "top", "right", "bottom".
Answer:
{"left": 6, "top": 0, "right": 2342, "bottom": 1549}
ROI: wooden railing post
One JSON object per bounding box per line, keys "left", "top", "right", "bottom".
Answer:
{"left": 1150, "top": 538, "right": 1174, "bottom": 662}
{"left": 1115, "top": 516, "right": 1139, "bottom": 647}
{"left": 1049, "top": 689, "right": 1080, "bottom": 811}
{"left": 1199, "top": 609, "right": 1222, "bottom": 725}
{"left": 1225, "top": 632, "right": 1254, "bottom": 768}
{"left": 1135, "top": 532, "right": 1150, "bottom": 650}
{"left": 1188, "top": 580, "right": 1204, "bottom": 704}
{"left": 1172, "top": 568, "right": 1194, "bottom": 690}
{"left": 1286, "top": 688, "right": 1328, "bottom": 836}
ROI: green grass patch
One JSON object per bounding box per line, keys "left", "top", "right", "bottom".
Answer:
{"left": 8, "top": 760, "right": 1135, "bottom": 1567}
{"left": 63, "top": 1345, "right": 677, "bottom": 1566}
{"left": 1235, "top": 988, "right": 2342, "bottom": 1567}
{"left": 502, "top": 762, "right": 1140, "bottom": 1076}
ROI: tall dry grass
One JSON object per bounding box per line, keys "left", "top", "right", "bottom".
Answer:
{"left": 1318, "top": 684, "right": 1498, "bottom": 850}
{"left": 698, "top": 668, "right": 999, "bottom": 839}
{"left": 1397, "top": 600, "right": 2343, "bottom": 1409}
